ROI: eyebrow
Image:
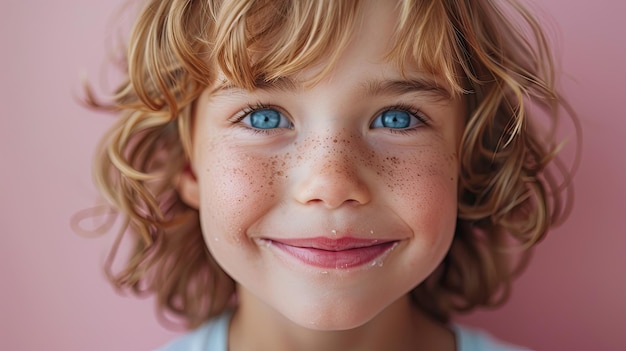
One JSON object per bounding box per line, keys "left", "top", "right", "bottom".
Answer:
{"left": 362, "top": 78, "right": 452, "bottom": 101}
{"left": 210, "top": 76, "right": 452, "bottom": 100}
{"left": 210, "top": 77, "right": 299, "bottom": 96}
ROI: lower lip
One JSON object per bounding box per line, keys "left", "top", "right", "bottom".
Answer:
{"left": 270, "top": 241, "right": 398, "bottom": 269}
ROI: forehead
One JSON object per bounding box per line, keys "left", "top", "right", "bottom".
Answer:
{"left": 210, "top": 75, "right": 453, "bottom": 105}
{"left": 211, "top": 0, "right": 463, "bottom": 94}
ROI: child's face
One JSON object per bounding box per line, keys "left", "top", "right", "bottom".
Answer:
{"left": 179, "top": 0, "right": 464, "bottom": 330}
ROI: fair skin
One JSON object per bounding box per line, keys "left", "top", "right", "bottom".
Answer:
{"left": 178, "top": 1, "right": 464, "bottom": 350}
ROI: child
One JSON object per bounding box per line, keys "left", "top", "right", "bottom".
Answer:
{"left": 89, "top": 0, "right": 573, "bottom": 350}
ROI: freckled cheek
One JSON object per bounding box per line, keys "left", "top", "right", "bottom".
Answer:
{"left": 196, "top": 148, "right": 288, "bottom": 245}
{"left": 379, "top": 151, "right": 459, "bottom": 244}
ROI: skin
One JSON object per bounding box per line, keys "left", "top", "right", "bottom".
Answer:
{"left": 177, "top": 1, "right": 465, "bottom": 350}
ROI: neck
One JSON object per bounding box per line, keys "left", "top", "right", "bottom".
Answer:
{"left": 228, "top": 287, "right": 455, "bottom": 351}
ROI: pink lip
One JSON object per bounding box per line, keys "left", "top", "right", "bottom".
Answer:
{"left": 266, "top": 237, "right": 398, "bottom": 269}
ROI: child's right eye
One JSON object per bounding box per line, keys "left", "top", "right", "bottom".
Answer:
{"left": 241, "top": 108, "right": 293, "bottom": 130}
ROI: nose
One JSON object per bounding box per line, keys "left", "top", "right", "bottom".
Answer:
{"left": 293, "top": 135, "right": 371, "bottom": 209}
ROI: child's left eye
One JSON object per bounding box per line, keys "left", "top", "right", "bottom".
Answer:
{"left": 241, "top": 108, "right": 293, "bottom": 130}
{"left": 370, "top": 110, "right": 423, "bottom": 130}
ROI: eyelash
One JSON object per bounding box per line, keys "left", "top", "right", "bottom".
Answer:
{"left": 230, "top": 102, "right": 288, "bottom": 135}
{"left": 229, "top": 102, "right": 429, "bottom": 135}
{"left": 377, "top": 103, "right": 429, "bottom": 135}
{"left": 237, "top": 102, "right": 274, "bottom": 118}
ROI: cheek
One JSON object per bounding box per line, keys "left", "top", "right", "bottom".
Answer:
{"left": 380, "top": 148, "right": 458, "bottom": 196}
{"left": 195, "top": 145, "right": 290, "bottom": 244}
{"left": 378, "top": 149, "right": 459, "bottom": 247}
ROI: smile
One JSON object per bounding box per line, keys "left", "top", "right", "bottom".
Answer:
{"left": 260, "top": 237, "right": 399, "bottom": 270}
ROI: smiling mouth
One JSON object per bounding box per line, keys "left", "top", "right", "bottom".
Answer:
{"left": 261, "top": 237, "right": 399, "bottom": 269}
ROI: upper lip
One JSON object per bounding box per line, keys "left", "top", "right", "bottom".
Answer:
{"left": 266, "top": 237, "right": 396, "bottom": 251}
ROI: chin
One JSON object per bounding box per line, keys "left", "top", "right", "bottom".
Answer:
{"left": 275, "top": 290, "right": 400, "bottom": 331}
{"left": 288, "top": 309, "right": 379, "bottom": 331}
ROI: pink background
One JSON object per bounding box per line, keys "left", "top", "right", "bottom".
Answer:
{"left": 1, "top": 0, "right": 624, "bottom": 350}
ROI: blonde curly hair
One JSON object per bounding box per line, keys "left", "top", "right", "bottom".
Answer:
{"left": 85, "top": 0, "right": 575, "bottom": 328}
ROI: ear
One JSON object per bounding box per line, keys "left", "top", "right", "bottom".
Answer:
{"left": 175, "top": 163, "right": 200, "bottom": 209}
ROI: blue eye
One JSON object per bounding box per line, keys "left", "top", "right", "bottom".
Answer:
{"left": 371, "top": 110, "right": 418, "bottom": 129}
{"left": 244, "top": 109, "right": 292, "bottom": 129}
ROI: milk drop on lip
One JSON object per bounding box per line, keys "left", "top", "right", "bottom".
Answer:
{"left": 370, "top": 258, "right": 384, "bottom": 268}
{"left": 336, "top": 262, "right": 349, "bottom": 270}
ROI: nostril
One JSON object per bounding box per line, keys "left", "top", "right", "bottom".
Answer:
{"left": 295, "top": 175, "right": 371, "bottom": 209}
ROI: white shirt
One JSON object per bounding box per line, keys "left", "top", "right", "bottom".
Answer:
{"left": 156, "top": 312, "right": 531, "bottom": 351}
